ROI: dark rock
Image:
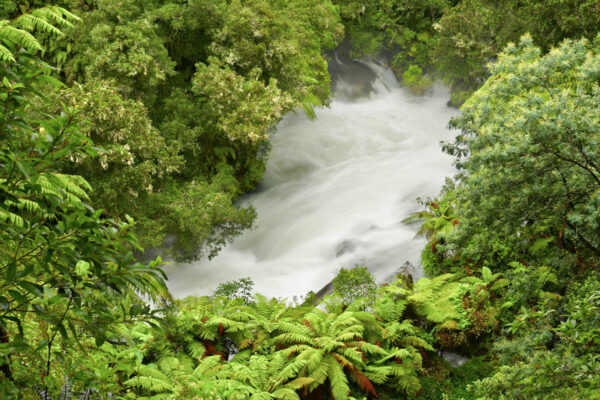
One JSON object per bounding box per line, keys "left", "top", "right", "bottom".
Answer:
{"left": 335, "top": 239, "right": 360, "bottom": 257}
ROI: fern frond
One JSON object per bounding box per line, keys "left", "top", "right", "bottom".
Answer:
{"left": 307, "top": 354, "right": 330, "bottom": 384}
{"left": 354, "top": 341, "right": 387, "bottom": 355}
{"left": 395, "top": 374, "right": 421, "bottom": 396}
{"left": 281, "top": 344, "right": 310, "bottom": 358}
{"left": 350, "top": 366, "right": 379, "bottom": 398}
{"left": 271, "top": 353, "right": 292, "bottom": 377}
{"left": 383, "top": 283, "right": 411, "bottom": 297}
{"left": 335, "top": 327, "right": 363, "bottom": 342}
{"left": 14, "top": 14, "right": 63, "bottom": 36}
{"left": 400, "top": 336, "right": 434, "bottom": 351}
{"left": 193, "top": 355, "right": 222, "bottom": 377}
{"left": 0, "top": 25, "right": 42, "bottom": 50}
{"left": 272, "top": 387, "right": 301, "bottom": 400}
{"left": 0, "top": 43, "right": 14, "bottom": 62}
{"left": 382, "top": 319, "right": 416, "bottom": 340}
{"left": 377, "top": 348, "right": 411, "bottom": 364}
{"left": 187, "top": 341, "right": 206, "bottom": 360}
{"left": 0, "top": 209, "right": 25, "bottom": 228}
{"left": 283, "top": 377, "right": 315, "bottom": 390}
{"left": 328, "top": 358, "right": 350, "bottom": 400}
{"left": 158, "top": 357, "right": 180, "bottom": 378}
{"left": 274, "top": 320, "right": 311, "bottom": 336}
{"left": 53, "top": 173, "right": 91, "bottom": 200}
{"left": 331, "top": 353, "right": 353, "bottom": 369}
{"left": 293, "top": 347, "right": 319, "bottom": 371}
{"left": 31, "top": 7, "right": 77, "bottom": 28}
{"left": 274, "top": 332, "right": 309, "bottom": 346}
{"left": 364, "top": 365, "right": 391, "bottom": 385}
{"left": 124, "top": 376, "right": 173, "bottom": 393}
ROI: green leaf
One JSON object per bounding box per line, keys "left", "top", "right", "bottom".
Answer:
{"left": 94, "top": 330, "right": 105, "bottom": 347}
{"left": 37, "top": 75, "right": 65, "bottom": 88}
{"left": 6, "top": 262, "right": 16, "bottom": 283}
{"left": 482, "top": 267, "right": 492, "bottom": 283}
{"left": 529, "top": 237, "right": 554, "bottom": 254}
{"left": 18, "top": 281, "right": 43, "bottom": 297}
{"left": 75, "top": 260, "right": 90, "bottom": 277}
{"left": 8, "top": 290, "right": 26, "bottom": 303}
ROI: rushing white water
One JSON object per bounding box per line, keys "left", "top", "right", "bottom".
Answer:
{"left": 164, "top": 59, "right": 458, "bottom": 299}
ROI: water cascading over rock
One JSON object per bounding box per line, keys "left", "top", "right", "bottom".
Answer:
{"left": 164, "top": 51, "right": 458, "bottom": 298}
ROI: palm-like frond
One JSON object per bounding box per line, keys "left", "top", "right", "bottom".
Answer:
{"left": 0, "top": 43, "right": 14, "bottom": 62}
{"left": 13, "top": 14, "right": 63, "bottom": 36}
{"left": 0, "top": 6, "right": 80, "bottom": 63}
{"left": 193, "top": 355, "right": 222, "bottom": 377}
{"left": 408, "top": 273, "right": 456, "bottom": 304}
{"left": 124, "top": 365, "right": 174, "bottom": 394}
{"left": 329, "top": 359, "right": 350, "bottom": 400}
{"left": 0, "top": 25, "right": 42, "bottom": 51}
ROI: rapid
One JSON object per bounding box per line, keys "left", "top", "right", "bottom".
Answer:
{"left": 164, "top": 54, "right": 458, "bottom": 299}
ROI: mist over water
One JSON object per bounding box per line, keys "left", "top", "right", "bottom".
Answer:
{"left": 164, "top": 57, "right": 458, "bottom": 299}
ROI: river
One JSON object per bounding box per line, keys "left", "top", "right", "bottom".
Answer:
{"left": 164, "top": 57, "right": 458, "bottom": 299}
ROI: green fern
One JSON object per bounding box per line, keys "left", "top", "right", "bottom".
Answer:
{"left": 274, "top": 310, "right": 388, "bottom": 399}
{"left": 329, "top": 360, "right": 350, "bottom": 400}
{"left": 0, "top": 6, "right": 79, "bottom": 62}
{"left": 205, "top": 353, "right": 313, "bottom": 400}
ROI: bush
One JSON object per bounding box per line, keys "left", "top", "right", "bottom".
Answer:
{"left": 332, "top": 265, "right": 378, "bottom": 306}
{"left": 213, "top": 277, "right": 255, "bottom": 304}
{"left": 402, "top": 65, "right": 432, "bottom": 94}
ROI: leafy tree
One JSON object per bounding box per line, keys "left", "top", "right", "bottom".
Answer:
{"left": 0, "top": 8, "right": 167, "bottom": 397}
{"left": 331, "top": 266, "right": 378, "bottom": 307}
{"left": 44, "top": 78, "right": 182, "bottom": 218}
{"left": 473, "top": 274, "right": 600, "bottom": 399}
{"left": 37, "top": 0, "right": 345, "bottom": 259}
{"left": 214, "top": 277, "right": 255, "bottom": 305}
{"left": 433, "top": 0, "right": 600, "bottom": 105}
{"left": 411, "top": 33, "right": 600, "bottom": 399}
{"left": 445, "top": 35, "right": 600, "bottom": 271}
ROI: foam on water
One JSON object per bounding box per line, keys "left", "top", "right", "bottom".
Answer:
{"left": 163, "top": 59, "right": 458, "bottom": 299}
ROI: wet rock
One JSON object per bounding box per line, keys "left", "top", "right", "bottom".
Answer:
{"left": 441, "top": 351, "right": 469, "bottom": 368}
{"left": 335, "top": 239, "right": 360, "bottom": 257}
{"left": 314, "top": 281, "right": 333, "bottom": 301}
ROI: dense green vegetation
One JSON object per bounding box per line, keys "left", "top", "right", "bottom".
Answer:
{"left": 1, "top": 0, "right": 600, "bottom": 399}
{"left": 332, "top": 0, "right": 600, "bottom": 104}
{"left": 2, "top": 0, "right": 343, "bottom": 260}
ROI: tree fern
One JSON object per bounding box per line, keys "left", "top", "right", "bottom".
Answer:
{"left": 0, "top": 6, "right": 79, "bottom": 62}
{"left": 402, "top": 200, "right": 458, "bottom": 243}
{"left": 274, "top": 310, "right": 388, "bottom": 399}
